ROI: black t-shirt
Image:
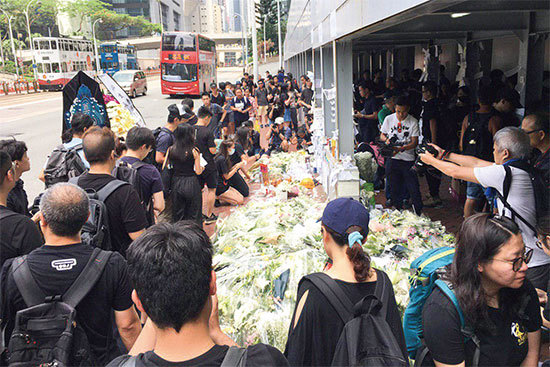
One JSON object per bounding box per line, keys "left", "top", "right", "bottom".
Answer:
{"left": 230, "top": 97, "right": 251, "bottom": 123}
{"left": 423, "top": 281, "right": 541, "bottom": 366}
{"left": 187, "top": 114, "right": 199, "bottom": 126}
{"left": 76, "top": 173, "right": 148, "bottom": 257}
{"left": 210, "top": 91, "right": 225, "bottom": 107}
{"left": 194, "top": 125, "right": 216, "bottom": 169}
{"left": 284, "top": 270, "right": 407, "bottom": 366}
{"left": 7, "top": 179, "right": 30, "bottom": 216}
{"left": 0, "top": 205, "right": 43, "bottom": 268}
{"left": 230, "top": 142, "right": 246, "bottom": 166}
{"left": 300, "top": 88, "right": 313, "bottom": 113}
{"left": 498, "top": 110, "right": 520, "bottom": 128}
{"left": 215, "top": 155, "right": 230, "bottom": 194}
{"left": 421, "top": 98, "right": 440, "bottom": 142}
{"left": 107, "top": 344, "right": 289, "bottom": 366}
{"left": 0, "top": 243, "right": 133, "bottom": 365}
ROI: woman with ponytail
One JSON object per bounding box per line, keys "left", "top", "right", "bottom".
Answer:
{"left": 284, "top": 197, "right": 407, "bottom": 366}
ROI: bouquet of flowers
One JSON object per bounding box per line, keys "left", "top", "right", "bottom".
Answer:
{"left": 106, "top": 101, "right": 136, "bottom": 138}
{"left": 354, "top": 151, "right": 378, "bottom": 182}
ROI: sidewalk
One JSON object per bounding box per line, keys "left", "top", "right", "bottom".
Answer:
{"left": 374, "top": 174, "right": 464, "bottom": 235}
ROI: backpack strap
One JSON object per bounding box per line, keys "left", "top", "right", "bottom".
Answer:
{"left": 63, "top": 248, "right": 112, "bottom": 308}
{"left": 97, "top": 180, "right": 128, "bottom": 202}
{"left": 495, "top": 165, "right": 537, "bottom": 233}
{"left": 434, "top": 279, "right": 481, "bottom": 367}
{"left": 11, "top": 256, "right": 47, "bottom": 307}
{"left": 129, "top": 160, "right": 147, "bottom": 170}
{"left": 303, "top": 273, "right": 354, "bottom": 323}
{"left": 117, "top": 355, "right": 137, "bottom": 367}
{"left": 221, "top": 346, "right": 248, "bottom": 367}
{"left": 352, "top": 269, "right": 390, "bottom": 318}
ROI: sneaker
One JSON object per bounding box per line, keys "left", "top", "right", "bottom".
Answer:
{"left": 424, "top": 196, "right": 443, "bottom": 208}
{"left": 204, "top": 213, "right": 218, "bottom": 224}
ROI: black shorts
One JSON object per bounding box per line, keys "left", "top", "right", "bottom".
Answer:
{"left": 199, "top": 166, "right": 218, "bottom": 189}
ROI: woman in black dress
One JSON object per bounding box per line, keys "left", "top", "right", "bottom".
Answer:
{"left": 165, "top": 123, "right": 204, "bottom": 223}
{"left": 214, "top": 140, "right": 244, "bottom": 206}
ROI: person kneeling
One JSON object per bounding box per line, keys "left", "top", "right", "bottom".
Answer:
{"left": 214, "top": 140, "right": 245, "bottom": 206}
{"left": 107, "top": 222, "right": 289, "bottom": 366}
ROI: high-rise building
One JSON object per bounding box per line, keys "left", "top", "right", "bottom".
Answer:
{"left": 94, "top": 0, "right": 185, "bottom": 38}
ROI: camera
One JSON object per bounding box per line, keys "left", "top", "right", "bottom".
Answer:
{"left": 413, "top": 141, "right": 439, "bottom": 174}
{"left": 379, "top": 136, "right": 402, "bottom": 157}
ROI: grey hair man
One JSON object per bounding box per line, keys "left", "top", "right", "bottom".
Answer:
{"left": 0, "top": 183, "right": 142, "bottom": 365}
{"left": 419, "top": 127, "right": 550, "bottom": 290}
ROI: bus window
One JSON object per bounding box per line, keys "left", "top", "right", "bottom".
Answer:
{"left": 34, "top": 40, "right": 40, "bottom": 50}
{"left": 162, "top": 34, "right": 195, "bottom": 51}
{"left": 52, "top": 63, "right": 60, "bottom": 73}
{"left": 39, "top": 40, "right": 50, "bottom": 50}
{"left": 37, "top": 63, "right": 43, "bottom": 73}
{"left": 62, "top": 62, "right": 67, "bottom": 72}
{"left": 44, "top": 63, "right": 51, "bottom": 73}
{"left": 161, "top": 63, "right": 197, "bottom": 82}
{"left": 51, "top": 40, "right": 57, "bottom": 49}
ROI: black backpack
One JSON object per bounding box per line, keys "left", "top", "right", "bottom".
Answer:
{"left": 496, "top": 159, "right": 550, "bottom": 231}
{"left": 303, "top": 270, "right": 408, "bottom": 367}
{"left": 5, "top": 248, "right": 111, "bottom": 367}
{"left": 69, "top": 177, "right": 129, "bottom": 251}
{"left": 462, "top": 111, "right": 494, "bottom": 160}
{"left": 115, "top": 346, "right": 248, "bottom": 367}
{"left": 143, "top": 127, "right": 173, "bottom": 170}
{"left": 43, "top": 144, "right": 87, "bottom": 188}
{"left": 112, "top": 160, "right": 154, "bottom": 224}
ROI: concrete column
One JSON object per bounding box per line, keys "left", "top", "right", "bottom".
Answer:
{"left": 517, "top": 12, "right": 545, "bottom": 108}
{"left": 334, "top": 39, "right": 353, "bottom": 157}
{"left": 386, "top": 49, "right": 394, "bottom": 79}
{"left": 322, "top": 43, "right": 335, "bottom": 135}
{"left": 427, "top": 43, "right": 440, "bottom": 83}
{"left": 314, "top": 47, "right": 322, "bottom": 108}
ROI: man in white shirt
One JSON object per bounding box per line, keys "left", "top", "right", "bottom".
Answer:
{"left": 420, "top": 127, "right": 550, "bottom": 290}
{"left": 380, "top": 96, "right": 423, "bottom": 215}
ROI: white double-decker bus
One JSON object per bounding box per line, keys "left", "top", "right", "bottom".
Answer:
{"left": 34, "top": 37, "right": 96, "bottom": 91}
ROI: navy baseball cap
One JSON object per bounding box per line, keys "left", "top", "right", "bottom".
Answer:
{"left": 320, "top": 197, "right": 370, "bottom": 236}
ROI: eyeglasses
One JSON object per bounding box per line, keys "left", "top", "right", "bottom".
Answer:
{"left": 491, "top": 248, "right": 533, "bottom": 272}
{"left": 521, "top": 128, "right": 543, "bottom": 135}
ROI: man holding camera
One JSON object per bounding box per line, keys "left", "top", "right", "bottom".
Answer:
{"left": 380, "top": 96, "right": 423, "bottom": 215}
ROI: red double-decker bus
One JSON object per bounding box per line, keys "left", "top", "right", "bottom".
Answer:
{"left": 160, "top": 32, "right": 217, "bottom": 96}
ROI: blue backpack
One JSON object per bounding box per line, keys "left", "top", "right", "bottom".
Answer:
{"left": 403, "top": 247, "right": 480, "bottom": 367}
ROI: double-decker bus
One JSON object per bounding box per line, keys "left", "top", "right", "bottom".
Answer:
{"left": 100, "top": 43, "right": 138, "bottom": 75}
{"left": 160, "top": 32, "right": 216, "bottom": 96}
{"left": 34, "top": 37, "right": 95, "bottom": 91}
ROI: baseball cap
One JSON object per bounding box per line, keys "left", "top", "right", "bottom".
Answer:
{"left": 210, "top": 82, "right": 217, "bottom": 88}
{"left": 275, "top": 117, "right": 284, "bottom": 125}
{"left": 319, "top": 197, "right": 370, "bottom": 237}
{"left": 383, "top": 90, "right": 395, "bottom": 101}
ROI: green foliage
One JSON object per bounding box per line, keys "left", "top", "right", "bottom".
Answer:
{"left": 253, "top": 0, "right": 287, "bottom": 55}
{"left": 0, "top": 0, "right": 58, "bottom": 46}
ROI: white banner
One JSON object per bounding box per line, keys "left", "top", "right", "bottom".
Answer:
{"left": 98, "top": 73, "right": 145, "bottom": 127}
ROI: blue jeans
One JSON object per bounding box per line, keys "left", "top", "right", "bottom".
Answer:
{"left": 387, "top": 158, "right": 423, "bottom": 214}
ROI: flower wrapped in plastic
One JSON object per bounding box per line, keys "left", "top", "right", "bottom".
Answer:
{"left": 106, "top": 101, "right": 136, "bottom": 138}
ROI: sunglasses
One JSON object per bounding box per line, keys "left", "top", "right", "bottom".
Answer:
{"left": 491, "top": 248, "right": 533, "bottom": 272}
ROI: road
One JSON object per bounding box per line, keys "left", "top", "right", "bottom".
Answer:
{"left": 0, "top": 69, "right": 242, "bottom": 202}
{"left": 0, "top": 62, "right": 283, "bottom": 202}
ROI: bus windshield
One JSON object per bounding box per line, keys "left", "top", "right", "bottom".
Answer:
{"left": 162, "top": 63, "right": 197, "bottom": 82}
{"left": 162, "top": 34, "right": 196, "bottom": 51}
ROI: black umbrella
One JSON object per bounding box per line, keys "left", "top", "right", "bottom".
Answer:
{"left": 62, "top": 71, "right": 109, "bottom": 132}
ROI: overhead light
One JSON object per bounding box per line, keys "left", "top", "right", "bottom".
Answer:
{"left": 451, "top": 12, "right": 470, "bottom": 18}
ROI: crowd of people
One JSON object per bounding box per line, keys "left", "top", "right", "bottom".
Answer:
{"left": 0, "top": 65, "right": 548, "bottom": 367}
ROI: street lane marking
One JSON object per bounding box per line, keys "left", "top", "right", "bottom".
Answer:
{"left": 0, "top": 97, "right": 62, "bottom": 111}
{"left": 4, "top": 106, "right": 61, "bottom": 123}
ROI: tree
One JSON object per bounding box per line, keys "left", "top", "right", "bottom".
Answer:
{"left": 62, "top": 0, "right": 110, "bottom": 33}
{"left": 254, "top": 0, "right": 287, "bottom": 56}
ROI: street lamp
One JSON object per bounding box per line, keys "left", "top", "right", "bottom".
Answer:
{"left": 24, "top": 0, "right": 39, "bottom": 79}
{"left": 0, "top": 9, "right": 19, "bottom": 77}
{"left": 92, "top": 18, "right": 103, "bottom": 74}
{"left": 234, "top": 14, "right": 247, "bottom": 72}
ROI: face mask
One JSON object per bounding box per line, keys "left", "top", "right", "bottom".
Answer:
{"left": 228, "top": 148, "right": 235, "bottom": 155}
